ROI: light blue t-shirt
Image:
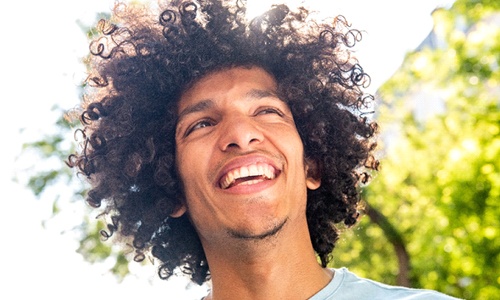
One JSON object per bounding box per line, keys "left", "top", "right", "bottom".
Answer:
{"left": 309, "top": 268, "right": 461, "bottom": 300}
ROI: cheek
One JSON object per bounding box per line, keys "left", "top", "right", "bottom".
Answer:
{"left": 176, "top": 146, "right": 201, "bottom": 198}
{"left": 280, "top": 132, "right": 309, "bottom": 184}
{"left": 175, "top": 144, "right": 213, "bottom": 199}
{"left": 281, "top": 132, "right": 305, "bottom": 163}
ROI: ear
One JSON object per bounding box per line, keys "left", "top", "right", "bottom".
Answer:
{"left": 306, "top": 176, "right": 321, "bottom": 190}
{"left": 170, "top": 204, "right": 187, "bottom": 218}
{"left": 305, "top": 158, "right": 321, "bottom": 190}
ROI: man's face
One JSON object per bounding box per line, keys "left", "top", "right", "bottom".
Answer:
{"left": 174, "top": 66, "right": 320, "bottom": 243}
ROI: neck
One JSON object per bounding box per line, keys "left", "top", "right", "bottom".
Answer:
{"left": 201, "top": 218, "right": 333, "bottom": 300}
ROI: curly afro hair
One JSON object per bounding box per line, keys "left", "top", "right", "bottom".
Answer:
{"left": 67, "top": 0, "right": 379, "bottom": 285}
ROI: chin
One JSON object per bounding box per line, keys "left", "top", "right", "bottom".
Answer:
{"left": 228, "top": 218, "right": 287, "bottom": 240}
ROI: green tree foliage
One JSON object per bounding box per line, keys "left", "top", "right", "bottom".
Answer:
{"left": 333, "top": 1, "right": 499, "bottom": 299}
{"left": 17, "top": 11, "right": 133, "bottom": 280}
{"left": 21, "top": 0, "right": 499, "bottom": 298}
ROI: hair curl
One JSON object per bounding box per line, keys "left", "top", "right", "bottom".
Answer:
{"left": 67, "top": 0, "right": 379, "bottom": 285}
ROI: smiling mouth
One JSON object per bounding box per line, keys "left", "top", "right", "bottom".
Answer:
{"left": 219, "top": 163, "right": 278, "bottom": 189}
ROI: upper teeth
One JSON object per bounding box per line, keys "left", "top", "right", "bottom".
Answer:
{"left": 220, "top": 163, "right": 276, "bottom": 189}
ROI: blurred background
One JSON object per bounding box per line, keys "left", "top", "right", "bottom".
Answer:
{"left": 1, "top": 0, "right": 498, "bottom": 299}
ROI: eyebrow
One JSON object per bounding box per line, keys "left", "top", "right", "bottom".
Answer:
{"left": 177, "top": 99, "right": 214, "bottom": 123}
{"left": 245, "top": 88, "right": 278, "bottom": 100}
{"left": 177, "top": 88, "right": 280, "bottom": 122}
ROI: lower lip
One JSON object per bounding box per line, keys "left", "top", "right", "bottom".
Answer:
{"left": 220, "top": 177, "right": 278, "bottom": 195}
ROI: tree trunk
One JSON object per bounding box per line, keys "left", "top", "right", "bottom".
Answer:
{"left": 364, "top": 203, "right": 411, "bottom": 287}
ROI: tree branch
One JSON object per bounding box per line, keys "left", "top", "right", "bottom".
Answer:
{"left": 364, "top": 203, "right": 411, "bottom": 287}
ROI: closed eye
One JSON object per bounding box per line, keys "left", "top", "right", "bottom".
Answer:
{"left": 185, "top": 119, "right": 215, "bottom": 136}
{"left": 255, "top": 107, "right": 284, "bottom": 117}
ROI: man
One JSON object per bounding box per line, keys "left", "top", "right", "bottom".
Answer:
{"left": 68, "top": 0, "right": 459, "bottom": 299}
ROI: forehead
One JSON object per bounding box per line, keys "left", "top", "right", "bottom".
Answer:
{"left": 177, "top": 67, "right": 278, "bottom": 111}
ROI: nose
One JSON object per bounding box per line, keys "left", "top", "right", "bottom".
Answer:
{"left": 217, "top": 115, "right": 264, "bottom": 152}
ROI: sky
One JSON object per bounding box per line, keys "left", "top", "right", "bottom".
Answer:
{"left": 0, "top": 0, "right": 453, "bottom": 299}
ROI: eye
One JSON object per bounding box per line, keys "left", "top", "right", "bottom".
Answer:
{"left": 255, "top": 107, "right": 284, "bottom": 117}
{"left": 185, "top": 119, "right": 215, "bottom": 136}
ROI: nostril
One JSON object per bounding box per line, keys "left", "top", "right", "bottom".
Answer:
{"left": 225, "top": 137, "right": 261, "bottom": 150}
{"left": 218, "top": 119, "right": 265, "bottom": 151}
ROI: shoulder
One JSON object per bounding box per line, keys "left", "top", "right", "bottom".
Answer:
{"left": 310, "top": 268, "right": 462, "bottom": 300}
